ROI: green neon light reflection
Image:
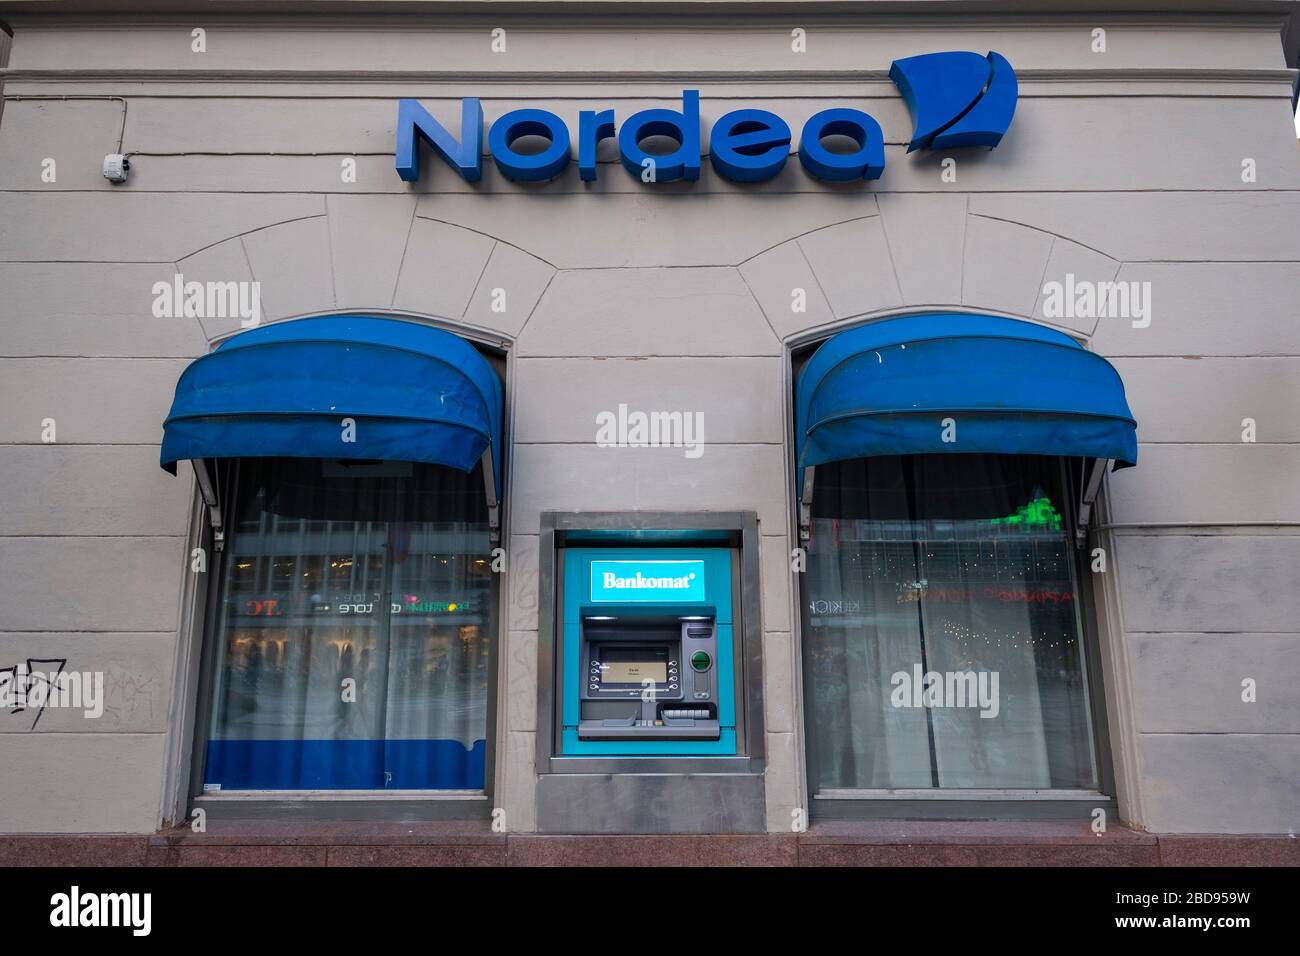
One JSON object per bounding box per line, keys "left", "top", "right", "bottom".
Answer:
{"left": 989, "top": 496, "right": 1062, "bottom": 531}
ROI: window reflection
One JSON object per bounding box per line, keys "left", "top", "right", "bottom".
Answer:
{"left": 803, "top": 454, "right": 1098, "bottom": 791}
{"left": 204, "top": 458, "right": 493, "bottom": 791}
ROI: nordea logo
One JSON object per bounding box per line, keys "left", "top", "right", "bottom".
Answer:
{"left": 396, "top": 50, "right": 1017, "bottom": 186}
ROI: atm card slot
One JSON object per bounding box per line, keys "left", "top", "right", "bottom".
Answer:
{"left": 577, "top": 722, "right": 721, "bottom": 740}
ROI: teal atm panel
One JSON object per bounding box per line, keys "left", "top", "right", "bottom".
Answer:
{"left": 560, "top": 547, "right": 736, "bottom": 756}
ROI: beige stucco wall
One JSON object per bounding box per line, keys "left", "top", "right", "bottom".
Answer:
{"left": 0, "top": 6, "right": 1297, "bottom": 834}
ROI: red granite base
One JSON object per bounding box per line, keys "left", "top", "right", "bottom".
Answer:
{"left": 1, "top": 823, "right": 1296, "bottom": 867}
{"left": 1155, "top": 834, "right": 1300, "bottom": 867}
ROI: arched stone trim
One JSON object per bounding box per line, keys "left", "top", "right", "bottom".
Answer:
{"left": 170, "top": 196, "right": 553, "bottom": 347}
{"left": 739, "top": 199, "right": 1121, "bottom": 346}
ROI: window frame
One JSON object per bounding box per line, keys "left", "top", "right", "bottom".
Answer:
{"left": 789, "top": 335, "right": 1119, "bottom": 824}
{"left": 161, "top": 321, "right": 511, "bottom": 825}
{"left": 181, "top": 459, "right": 501, "bottom": 821}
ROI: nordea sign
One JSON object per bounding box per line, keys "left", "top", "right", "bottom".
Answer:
{"left": 395, "top": 50, "right": 1017, "bottom": 186}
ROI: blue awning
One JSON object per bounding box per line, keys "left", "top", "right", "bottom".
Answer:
{"left": 161, "top": 315, "right": 504, "bottom": 501}
{"left": 795, "top": 313, "right": 1137, "bottom": 497}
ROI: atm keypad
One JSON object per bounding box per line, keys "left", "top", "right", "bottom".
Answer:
{"left": 577, "top": 615, "right": 721, "bottom": 741}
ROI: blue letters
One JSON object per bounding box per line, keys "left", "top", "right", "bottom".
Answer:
{"left": 617, "top": 90, "right": 701, "bottom": 182}
{"left": 394, "top": 54, "right": 1016, "bottom": 186}
{"left": 578, "top": 109, "right": 616, "bottom": 182}
{"left": 395, "top": 98, "right": 483, "bottom": 183}
{"left": 797, "top": 109, "right": 885, "bottom": 182}
{"left": 488, "top": 108, "right": 571, "bottom": 182}
{"left": 709, "top": 109, "right": 791, "bottom": 183}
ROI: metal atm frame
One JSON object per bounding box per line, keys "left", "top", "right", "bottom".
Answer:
{"left": 561, "top": 547, "right": 736, "bottom": 755}
{"left": 533, "top": 513, "right": 767, "bottom": 833}
{"left": 535, "top": 513, "right": 766, "bottom": 776}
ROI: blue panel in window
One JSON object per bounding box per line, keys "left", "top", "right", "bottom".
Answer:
{"left": 204, "top": 738, "right": 487, "bottom": 790}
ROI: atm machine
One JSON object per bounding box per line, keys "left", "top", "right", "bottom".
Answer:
{"left": 558, "top": 547, "right": 738, "bottom": 756}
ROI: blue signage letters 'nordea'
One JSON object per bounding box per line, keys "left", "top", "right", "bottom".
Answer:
{"left": 395, "top": 51, "right": 1016, "bottom": 185}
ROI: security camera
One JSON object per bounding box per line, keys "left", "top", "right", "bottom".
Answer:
{"left": 103, "top": 154, "right": 130, "bottom": 184}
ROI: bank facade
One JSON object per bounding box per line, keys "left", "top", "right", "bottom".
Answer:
{"left": 1, "top": 0, "right": 1298, "bottom": 865}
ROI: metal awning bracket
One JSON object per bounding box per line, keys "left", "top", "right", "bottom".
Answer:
{"left": 1076, "top": 458, "right": 1110, "bottom": 547}
{"left": 799, "top": 466, "right": 815, "bottom": 542}
{"left": 192, "top": 459, "right": 225, "bottom": 552}
{"left": 482, "top": 449, "right": 500, "bottom": 544}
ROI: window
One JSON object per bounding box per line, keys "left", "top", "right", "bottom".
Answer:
{"left": 199, "top": 457, "right": 495, "bottom": 792}
{"left": 802, "top": 453, "right": 1099, "bottom": 792}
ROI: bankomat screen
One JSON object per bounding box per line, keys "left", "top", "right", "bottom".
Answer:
{"left": 599, "top": 645, "right": 669, "bottom": 685}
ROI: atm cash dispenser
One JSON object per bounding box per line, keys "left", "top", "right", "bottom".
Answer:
{"left": 559, "top": 548, "right": 737, "bottom": 756}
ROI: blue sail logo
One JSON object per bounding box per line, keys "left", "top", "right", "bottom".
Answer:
{"left": 889, "top": 51, "right": 1018, "bottom": 151}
